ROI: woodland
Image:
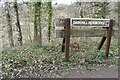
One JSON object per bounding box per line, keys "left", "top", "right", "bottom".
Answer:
{"left": 0, "top": 0, "right": 119, "bottom": 79}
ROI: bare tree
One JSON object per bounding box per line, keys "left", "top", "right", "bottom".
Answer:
{"left": 14, "top": 1, "right": 23, "bottom": 46}
{"left": 5, "top": 2, "right": 14, "bottom": 47}
{"left": 118, "top": 2, "right": 120, "bottom": 52}
{"left": 34, "top": 2, "right": 42, "bottom": 45}
{"left": 34, "top": 3, "right": 38, "bottom": 43}
{"left": 47, "top": 2, "right": 52, "bottom": 42}
{"left": 37, "top": 2, "right": 42, "bottom": 45}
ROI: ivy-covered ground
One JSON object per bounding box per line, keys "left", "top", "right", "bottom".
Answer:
{"left": 0, "top": 40, "right": 118, "bottom": 79}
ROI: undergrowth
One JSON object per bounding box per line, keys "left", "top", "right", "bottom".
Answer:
{"left": 1, "top": 43, "right": 118, "bottom": 78}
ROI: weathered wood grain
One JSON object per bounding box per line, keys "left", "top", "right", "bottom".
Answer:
{"left": 55, "top": 29, "right": 118, "bottom": 38}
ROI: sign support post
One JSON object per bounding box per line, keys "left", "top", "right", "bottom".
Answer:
{"left": 105, "top": 19, "right": 114, "bottom": 58}
{"left": 64, "top": 18, "right": 71, "bottom": 61}
{"left": 98, "top": 37, "right": 107, "bottom": 50}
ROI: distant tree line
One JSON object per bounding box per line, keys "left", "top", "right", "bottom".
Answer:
{"left": 1, "top": 1, "right": 119, "bottom": 49}
{"left": 4, "top": 1, "right": 52, "bottom": 47}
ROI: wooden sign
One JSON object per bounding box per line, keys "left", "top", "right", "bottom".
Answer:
{"left": 56, "top": 18, "right": 110, "bottom": 27}
{"left": 71, "top": 18, "right": 110, "bottom": 27}
{"left": 55, "top": 18, "right": 116, "bottom": 62}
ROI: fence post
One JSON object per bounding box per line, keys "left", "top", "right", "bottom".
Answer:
{"left": 64, "top": 18, "right": 71, "bottom": 61}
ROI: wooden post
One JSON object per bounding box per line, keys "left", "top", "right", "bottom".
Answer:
{"left": 105, "top": 19, "right": 114, "bottom": 58}
{"left": 98, "top": 37, "right": 107, "bottom": 50}
{"left": 97, "top": 27, "right": 108, "bottom": 50}
{"left": 64, "top": 18, "right": 71, "bottom": 61}
{"left": 61, "top": 19, "right": 65, "bottom": 52}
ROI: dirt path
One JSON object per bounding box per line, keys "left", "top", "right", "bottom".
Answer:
{"left": 64, "top": 64, "right": 118, "bottom": 78}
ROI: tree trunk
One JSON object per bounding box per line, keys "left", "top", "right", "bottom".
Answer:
{"left": 47, "top": 2, "right": 52, "bottom": 42}
{"left": 34, "top": 2, "right": 42, "bottom": 46}
{"left": 34, "top": 3, "right": 38, "bottom": 43}
{"left": 25, "top": 3, "right": 32, "bottom": 43}
{"left": 118, "top": 2, "right": 120, "bottom": 53}
{"left": 14, "top": 1, "right": 23, "bottom": 46}
{"left": 79, "top": 3, "right": 83, "bottom": 18}
{"left": 5, "top": 2, "right": 14, "bottom": 47}
{"left": 37, "top": 2, "right": 42, "bottom": 46}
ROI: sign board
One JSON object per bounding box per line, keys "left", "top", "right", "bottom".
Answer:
{"left": 55, "top": 18, "right": 116, "bottom": 61}
{"left": 71, "top": 18, "right": 110, "bottom": 27}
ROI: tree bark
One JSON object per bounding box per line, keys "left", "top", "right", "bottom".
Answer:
{"left": 47, "top": 2, "right": 52, "bottom": 42}
{"left": 34, "top": 2, "right": 42, "bottom": 46}
{"left": 118, "top": 2, "right": 120, "bottom": 55}
{"left": 14, "top": 1, "right": 23, "bottom": 46}
{"left": 5, "top": 2, "right": 14, "bottom": 47}
{"left": 37, "top": 2, "right": 42, "bottom": 46}
{"left": 34, "top": 3, "right": 38, "bottom": 43}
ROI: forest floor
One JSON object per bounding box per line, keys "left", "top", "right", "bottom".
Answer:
{"left": 65, "top": 61, "right": 118, "bottom": 78}
{"left": 0, "top": 42, "right": 118, "bottom": 79}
